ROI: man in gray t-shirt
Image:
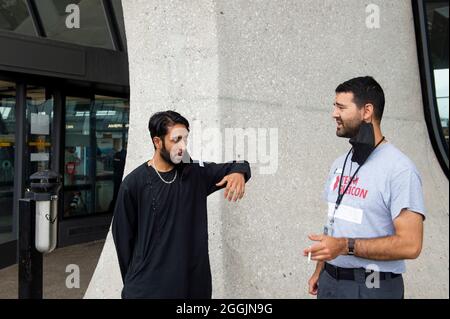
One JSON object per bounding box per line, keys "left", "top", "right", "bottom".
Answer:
{"left": 305, "top": 77, "right": 425, "bottom": 299}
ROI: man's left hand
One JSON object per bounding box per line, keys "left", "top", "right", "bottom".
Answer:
{"left": 216, "top": 173, "right": 246, "bottom": 202}
{"left": 303, "top": 234, "right": 348, "bottom": 262}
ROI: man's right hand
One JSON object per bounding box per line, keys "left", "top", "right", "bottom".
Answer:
{"left": 308, "top": 272, "right": 321, "bottom": 296}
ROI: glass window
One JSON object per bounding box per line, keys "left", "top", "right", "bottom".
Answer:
{"left": 63, "top": 95, "right": 128, "bottom": 218}
{"left": 34, "top": 0, "right": 114, "bottom": 49}
{"left": 0, "top": 0, "right": 36, "bottom": 35}
{"left": 425, "top": 1, "right": 449, "bottom": 149}
{"left": 0, "top": 81, "right": 15, "bottom": 245}
{"left": 435, "top": 69, "right": 449, "bottom": 146}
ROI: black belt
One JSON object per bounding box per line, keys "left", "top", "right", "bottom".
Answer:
{"left": 324, "top": 263, "right": 401, "bottom": 281}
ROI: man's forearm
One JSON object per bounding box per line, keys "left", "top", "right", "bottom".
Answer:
{"left": 354, "top": 235, "right": 421, "bottom": 261}
{"left": 314, "top": 261, "right": 325, "bottom": 274}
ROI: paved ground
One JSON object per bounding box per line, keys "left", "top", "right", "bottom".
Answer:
{"left": 0, "top": 240, "right": 105, "bottom": 299}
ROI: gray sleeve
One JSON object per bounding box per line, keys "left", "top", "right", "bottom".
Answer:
{"left": 389, "top": 168, "right": 426, "bottom": 221}
{"left": 322, "top": 166, "right": 334, "bottom": 202}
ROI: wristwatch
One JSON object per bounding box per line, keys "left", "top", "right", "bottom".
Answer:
{"left": 347, "top": 238, "right": 356, "bottom": 255}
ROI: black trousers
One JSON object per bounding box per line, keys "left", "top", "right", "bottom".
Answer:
{"left": 317, "top": 267, "right": 404, "bottom": 299}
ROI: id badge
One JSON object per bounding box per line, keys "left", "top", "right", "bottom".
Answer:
{"left": 323, "top": 220, "right": 334, "bottom": 236}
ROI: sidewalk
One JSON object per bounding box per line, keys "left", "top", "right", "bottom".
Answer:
{"left": 0, "top": 240, "right": 105, "bottom": 299}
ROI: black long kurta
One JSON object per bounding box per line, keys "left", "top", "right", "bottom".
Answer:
{"left": 112, "top": 160, "right": 251, "bottom": 299}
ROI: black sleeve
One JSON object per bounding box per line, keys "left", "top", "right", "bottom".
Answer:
{"left": 202, "top": 160, "right": 251, "bottom": 195}
{"left": 111, "top": 183, "right": 137, "bottom": 283}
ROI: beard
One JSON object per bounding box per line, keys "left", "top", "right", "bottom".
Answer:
{"left": 159, "top": 140, "right": 188, "bottom": 167}
{"left": 160, "top": 142, "right": 177, "bottom": 166}
{"left": 336, "top": 117, "right": 363, "bottom": 138}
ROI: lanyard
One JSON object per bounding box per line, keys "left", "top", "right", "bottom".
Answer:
{"left": 331, "top": 137, "right": 386, "bottom": 222}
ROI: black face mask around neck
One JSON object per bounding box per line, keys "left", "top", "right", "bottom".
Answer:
{"left": 349, "top": 122, "right": 376, "bottom": 165}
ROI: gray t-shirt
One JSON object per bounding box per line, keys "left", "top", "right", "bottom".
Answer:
{"left": 323, "top": 143, "right": 426, "bottom": 274}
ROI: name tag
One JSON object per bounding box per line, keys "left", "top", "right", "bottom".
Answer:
{"left": 328, "top": 203, "right": 364, "bottom": 224}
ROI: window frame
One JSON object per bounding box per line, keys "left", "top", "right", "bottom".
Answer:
{"left": 1, "top": 0, "right": 127, "bottom": 52}
{"left": 412, "top": 0, "right": 449, "bottom": 178}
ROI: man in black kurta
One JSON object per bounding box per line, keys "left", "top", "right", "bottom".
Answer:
{"left": 112, "top": 111, "right": 251, "bottom": 299}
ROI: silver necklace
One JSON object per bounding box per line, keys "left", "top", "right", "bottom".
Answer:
{"left": 150, "top": 159, "right": 177, "bottom": 184}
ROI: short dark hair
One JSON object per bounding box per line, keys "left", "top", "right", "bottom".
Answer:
{"left": 335, "top": 76, "right": 385, "bottom": 121}
{"left": 148, "top": 111, "right": 190, "bottom": 148}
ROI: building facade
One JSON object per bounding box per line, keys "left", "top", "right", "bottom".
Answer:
{"left": 0, "top": 0, "right": 130, "bottom": 269}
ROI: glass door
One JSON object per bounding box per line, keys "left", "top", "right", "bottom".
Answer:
{"left": 0, "top": 81, "right": 16, "bottom": 245}
{"left": 26, "top": 86, "right": 54, "bottom": 180}
{"left": 64, "top": 96, "right": 93, "bottom": 217}
{"left": 62, "top": 94, "right": 129, "bottom": 218}
{"left": 94, "top": 95, "right": 128, "bottom": 213}
{"left": 0, "top": 81, "right": 56, "bottom": 268}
